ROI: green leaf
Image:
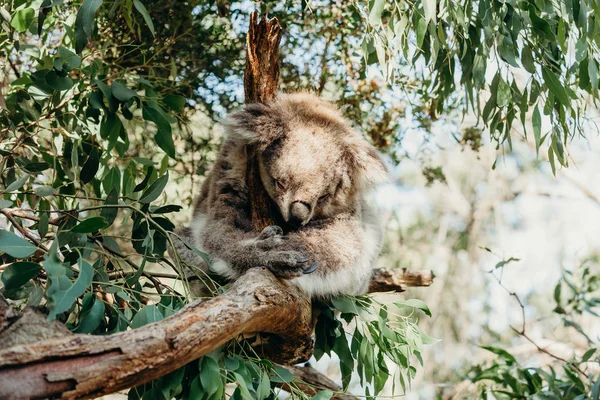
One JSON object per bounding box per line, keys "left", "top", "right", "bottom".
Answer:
{"left": 331, "top": 296, "right": 359, "bottom": 315}
{"left": 11, "top": 8, "right": 35, "bottom": 33}
{"left": 111, "top": 81, "right": 137, "bottom": 102}
{"left": 150, "top": 205, "right": 182, "bottom": 214}
{"left": 71, "top": 216, "right": 109, "bottom": 233}
{"left": 1, "top": 261, "right": 41, "bottom": 291}
{"left": 589, "top": 60, "right": 598, "bottom": 90}
{"left": 38, "top": 200, "right": 50, "bottom": 239}
{"left": 23, "top": 162, "right": 50, "bottom": 173}
{"left": 521, "top": 46, "right": 535, "bottom": 73}
{"left": 4, "top": 175, "right": 29, "bottom": 192}
{"left": 139, "top": 173, "right": 168, "bottom": 204}
{"left": 143, "top": 103, "right": 175, "bottom": 158}
{"left": 257, "top": 370, "right": 270, "bottom": 400}
{"left": 45, "top": 70, "right": 73, "bottom": 91}
{"left": 103, "top": 167, "right": 121, "bottom": 195}
{"left": 581, "top": 348, "right": 596, "bottom": 362}
{"left": 56, "top": 46, "right": 81, "bottom": 71}
{"left": 80, "top": 148, "right": 100, "bottom": 184}
{"left": 542, "top": 67, "right": 571, "bottom": 108}
{"left": 270, "top": 366, "right": 295, "bottom": 383}
{"left": 45, "top": 257, "right": 94, "bottom": 320}
{"left": 131, "top": 304, "right": 164, "bottom": 328}
{"left": 74, "top": 0, "right": 103, "bottom": 54}
{"left": 199, "top": 357, "right": 221, "bottom": 398}
{"left": 100, "top": 188, "right": 119, "bottom": 226}
{"left": 497, "top": 77, "right": 511, "bottom": 107}
{"left": 422, "top": 0, "right": 437, "bottom": 24}
{"left": 480, "top": 345, "right": 516, "bottom": 364}
{"left": 0, "top": 230, "right": 38, "bottom": 258}
{"left": 494, "top": 257, "right": 520, "bottom": 269}
{"left": 396, "top": 299, "right": 432, "bottom": 317}
{"left": 312, "top": 390, "right": 333, "bottom": 400}
{"left": 368, "top": 0, "right": 385, "bottom": 25}
{"left": 133, "top": 0, "right": 155, "bottom": 35}
{"left": 498, "top": 36, "right": 519, "bottom": 68}
{"left": 35, "top": 186, "right": 55, "bottom": 197}
{"left": 548, "top": 142, "right": 556, "bottom": 176}
{"left": 532, "top": 105, "right": 541, "bottom": 157}
{"left": 133, "top": 166, "right": 154, "bottom": 192}
{"left": 163, "top": 95, "right": 186, "bottom": 112}
{"left": 75, "top": 292, "right": 105, "bottom": 333}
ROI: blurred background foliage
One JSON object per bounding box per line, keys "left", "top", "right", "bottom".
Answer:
{"left": 1, "top": 0, "right": 599, "bottom": 398}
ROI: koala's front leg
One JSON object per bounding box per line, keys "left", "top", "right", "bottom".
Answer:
{"left": 283, "top": 215, "right": 380, "bottom": 297}
{"left": 201, "top": 221, "right": 317, "bottom": 279}
{"left": 199, "top": 177, "right": 315, "bottom": 279}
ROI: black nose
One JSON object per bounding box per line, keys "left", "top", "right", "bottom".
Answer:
{"left": 289, "top": 201, "right": 310, "bottom": 226}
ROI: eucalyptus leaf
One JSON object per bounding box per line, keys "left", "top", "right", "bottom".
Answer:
{"left": 0, "top": 229, "right": 38, "bottom": 258}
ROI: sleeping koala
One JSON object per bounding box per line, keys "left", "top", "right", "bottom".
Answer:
{"left": 173, "top": 92, "right": 387, "bottom": 298}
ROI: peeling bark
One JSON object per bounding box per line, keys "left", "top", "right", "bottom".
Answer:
{"left": 368, "top": 268, "right": 435, "bottom": 293}
{"left": 0, "top": 269, "right": 312, "bottom": 399}
{"left": 0, "top": 267, "right": 432, "bottom": 399}
{"left": 244, "top": 11, "right": 282, "bottom": 105}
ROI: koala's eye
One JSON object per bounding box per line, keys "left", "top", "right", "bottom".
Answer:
{"left": 318, "top": 194, "right": 330, "bottom": 202}
{"left": 274, "top": 179, "right": 286, "bottom": 191}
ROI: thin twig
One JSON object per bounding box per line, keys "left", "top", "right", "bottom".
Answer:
{"left": 0, "top": 209, "right": 48, "bottom": 252}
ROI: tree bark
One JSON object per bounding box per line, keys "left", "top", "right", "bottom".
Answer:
{"left": 0, "top": 268, "right": 432, "bottom": 400}
{"left": 244, "top": 11, "right": 282, "bottom": 105}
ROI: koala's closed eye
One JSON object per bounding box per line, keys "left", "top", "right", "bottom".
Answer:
{"left": 318, "top": 193, "right": 330, "bottom": 202}
{"left": 274, "top": 178, "right": 286, "bottom": 191}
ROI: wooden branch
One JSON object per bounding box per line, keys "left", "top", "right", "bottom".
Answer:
{"left": 0, "top": 267, "right": 432, "bottom": 399}
{"left": 368, "top": 267, "right": 435, "bottom": 293}
{"left": 243, "top": 11, "right": 286, "bottom": 232}
{"left": 244, "top": 11, "right": 282, "bottom": 105}
{"left": 0, "top": 268, "right": 313, "bottom": 399}
{"left": 280, "top": 365, "right": 358, "bottom": 400}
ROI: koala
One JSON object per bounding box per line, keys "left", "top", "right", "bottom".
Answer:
{"left": 172, "top": 92, "right": 387, "bottom": 298}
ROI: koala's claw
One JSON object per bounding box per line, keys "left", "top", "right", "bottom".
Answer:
{"left": 265, "top": 250, "right": 313, "bottom": 279}
{"left": 302, "top": 262, "right": 319, "bottom": 274}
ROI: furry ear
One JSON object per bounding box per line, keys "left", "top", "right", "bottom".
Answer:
{"left": 221, "top": 103, "right": 285, "bottom": 149}
{"left": 343, "top": 136, "right": 389, "bottom": 190}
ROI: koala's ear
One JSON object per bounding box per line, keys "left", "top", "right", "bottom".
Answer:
{"left": 343, "top": 137, "right": 389, "bottom": 189}
{"left": 221, "top": 103, "right": 285, "bottom": 149}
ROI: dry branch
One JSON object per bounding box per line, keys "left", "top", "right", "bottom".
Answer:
{"left": 0, "top": 267, "right": 432, "bottom": 399}
{"left": 369, "top": 267, "right": 435, "bottom": 293}
{"left": 280, "top": 365, "right": 358, "bottom": 400}
{"left": 244, "top": 12, "right": 282, "bottom": 105}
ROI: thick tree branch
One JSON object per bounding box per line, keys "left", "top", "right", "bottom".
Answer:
{"left": 0, "top": 267, "right": 432, "bottom": 399}
{"left": 0, "top": 268, "right": 313, "bottom": 399}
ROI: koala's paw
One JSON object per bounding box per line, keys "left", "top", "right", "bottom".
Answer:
{"left": 265, "top": 250, "right": 318, "bottom": 279}
{"left": 255, "top": 225, "right": 286, "bottom": 249}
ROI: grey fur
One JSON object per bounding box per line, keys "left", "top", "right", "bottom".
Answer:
{"left": 174, "top": 92, "right": 388, "bottom": 298}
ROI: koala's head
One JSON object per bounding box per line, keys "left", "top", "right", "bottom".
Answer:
{"left": 223, "top": 92, "right": 387, "bottom": 227}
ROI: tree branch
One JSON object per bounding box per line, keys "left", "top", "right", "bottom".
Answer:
{"left": 280, "top": 365, "right": 359, "bottom": 400}
{"left": 244, "top": 11, "right": 281, "bottom": 105}
{"left": 0, "top": 267, "right": 433, "bottom": 399}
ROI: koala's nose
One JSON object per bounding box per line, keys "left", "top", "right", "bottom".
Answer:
{"left": 288, "top": 201, "right": 311, "bottom": 226}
